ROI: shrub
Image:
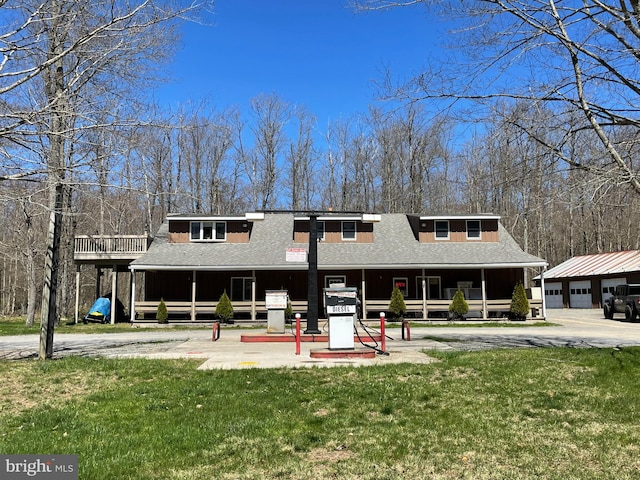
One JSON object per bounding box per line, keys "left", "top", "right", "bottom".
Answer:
{"left": 285, "top": 300, "right": 293, "bottom": 323}
{"left": 156, "top": 298, "right": 168, "bottom": 324}
{"left": 510, "top": 282, "right": 530, "bottom": 321}
{"left": 215, "top": 290, "right": 234, "bottom": 324}
{"left": 449, "top": 288, "right": 469, "bottom": 320}
{"left": 389, "top": 286, "right": 407, "bottom": 320}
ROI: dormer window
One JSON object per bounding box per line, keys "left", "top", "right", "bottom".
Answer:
{"left": 342, "top": 221, "right": 356, "bottom": 241}
{"left": 435, "top": 220, "right": 449, "bottom": 240}
{"left": 467, "top": 220, "right": 481, "bottom": 239}
{"left": 190, "top": 221, "right": 226, "bottom": 242}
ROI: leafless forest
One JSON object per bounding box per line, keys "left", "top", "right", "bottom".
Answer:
{"left": 1, "top": 0, "right": 640, "bottom": 325}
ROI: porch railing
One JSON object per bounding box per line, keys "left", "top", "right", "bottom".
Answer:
{"left": 74, "top": 235, "right": 149, "bottom": 261}
{"left": 132, "top": 298, "right": 544, "bottom": 321}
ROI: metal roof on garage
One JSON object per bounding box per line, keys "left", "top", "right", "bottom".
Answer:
{"left": 542, "top": 250, "right": 640, "bottom": 279}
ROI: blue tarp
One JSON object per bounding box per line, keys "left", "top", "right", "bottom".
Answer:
{"left": 85, "top": 297, "right": 110, "bottom": 322}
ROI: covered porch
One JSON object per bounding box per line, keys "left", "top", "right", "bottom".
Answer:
{"left": 129, "top": 265, "right": 546, "bottom": 322}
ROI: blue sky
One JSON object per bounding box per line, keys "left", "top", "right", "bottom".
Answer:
{"left": 156, "top": 1, "right": 442, "bottom": 124}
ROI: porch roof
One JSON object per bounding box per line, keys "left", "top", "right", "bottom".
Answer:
{"left": 129, "top": 213, "right": 547, "bottom": 271}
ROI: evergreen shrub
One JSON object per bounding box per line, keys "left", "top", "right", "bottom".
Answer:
{"left": 389, "top": 286, "right": 407, "bottom": 320}
{"left": 449, "top": 288, "right": 469, "bottom": 320}
{"left": 216, "top": 290, "right": 234, "bottom": 324}
{"left": 510, "top": 282, "right": 530, "bottom": 321}
{"left": 156, "top": 298, "right": 168, "bottom": 324}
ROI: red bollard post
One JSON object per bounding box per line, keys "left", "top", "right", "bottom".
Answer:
{"left": 212, "top": 321, "right": 220, "bottom": 342}
{"left": 295, "top": 313, "right": 301, "bottom": 355}
{"left": 380, "top": 312, "right": 386, "bottom": 353}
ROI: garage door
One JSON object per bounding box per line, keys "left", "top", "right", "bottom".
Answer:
{"left": 569, "top": 280, "right": 592, "bottom": 308}
{"left": 601, "top": 278, "right": 626, "bottom": 305}
{"left": 545, "top": 282, "right": 563, "bottom": 309}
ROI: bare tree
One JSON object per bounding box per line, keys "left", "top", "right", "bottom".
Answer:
{"left": 354, "top": 0, "right": 640, "bottom": 195}
{"left": 286, "top": 106, "right": 317, "bottom": 210}
{"left": 0, "top": 0, "right": 210, "bottom": 358}
{"left": 177, "top": 104, "right": 237, "bottom": 214}
{"left": 247, "top": 94, "right": 292, "bottom": 210}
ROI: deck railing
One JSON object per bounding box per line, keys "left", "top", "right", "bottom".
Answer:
{"left": 74, "top": 235, "right": 149, "bottom": 260}
{"left": 132, "top": 298, "right": 544, "bottom": 322}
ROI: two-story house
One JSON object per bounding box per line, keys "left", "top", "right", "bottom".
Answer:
{"left": 127, "top": 211, "right": 547, "bottom": 322}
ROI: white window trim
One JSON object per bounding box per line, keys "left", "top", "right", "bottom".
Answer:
{"left": 466, "top": 220, "right": 481, "bottom": 240}
{"left": 434, "top": 220, "right": 449, "bottom": 240}
{"left": 341, "top": 221, "right": 357, "bottom": 241}
{"left": 190, "top": 221, "right": 227, "bottom": 242}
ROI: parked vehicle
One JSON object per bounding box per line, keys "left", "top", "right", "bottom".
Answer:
{"left": 603, "top": 284, "right": 640, "bottom": 321}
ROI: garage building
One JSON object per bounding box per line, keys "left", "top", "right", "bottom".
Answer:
{"left": 540, "top": 250, "right": 640, "bottom": 309}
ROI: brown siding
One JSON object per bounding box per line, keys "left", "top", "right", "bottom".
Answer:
{"left": 168, "top": 221, "right": 190, "bottom": 243}
{"left": 168, "top": 232, "right": 190, "bottom": 243}
{"left": 226, "top": 221, "right": 251, "bottom": 243}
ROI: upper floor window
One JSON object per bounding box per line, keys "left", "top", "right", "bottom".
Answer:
{"left": 435, "top": 220, "right": 449, "bottom": 240}
{"left": 466, "top": 220, "right": 481, "bottom": 239}
{"left": 342, "top": 221, "right": 356, "bottom": 241}
{"left": 190, "top": 221, "right": 226, "bottom": 242}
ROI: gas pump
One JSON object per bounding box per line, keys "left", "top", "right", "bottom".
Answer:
{"left": 324, "top": 287, "right": 358, "bottom": 350}
{"left": 265, "top": 290, "right": 288, "bottom": 334}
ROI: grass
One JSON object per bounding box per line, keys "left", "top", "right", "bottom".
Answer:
{"left": 0, "top": 317, "right": 213, "bottom": 336}
{"left": 2, "top": 348, "right": 640, "bottom": 479}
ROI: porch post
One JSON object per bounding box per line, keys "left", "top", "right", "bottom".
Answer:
{"left": 74, "top": 264, "right": 80, "bottom": 324}
{"left": 111, "top": 264, "right": 117, "bottom": 324}
{"left": 95, "top": 267, "right": 101, "bottom": 300}
{"left": 130, "top": 268, "right": 136, "bottom": 322}
{"left": 421, "top": 268, "right": 427, "bottom": 320}
{"left": 129, "top": 269, "right": 136, "bottom": 322}
{"left": 481, "top": 268, "right": 487, "bottom": 320}
{"left": 361, "top": 269, "right": 366, "bottom": 319}
{"left": 191, "top": 270, "right": 196, "bottom": 322}
{"left": 251, "top": 270, "right": 256, "bottom": 322}
{"left": 540, "top": 267, "right": 547, "bottom": 319}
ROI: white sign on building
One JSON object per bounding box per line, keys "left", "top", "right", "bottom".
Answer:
{"left": 286, "top": 247, "right": 307, "bottom": 263}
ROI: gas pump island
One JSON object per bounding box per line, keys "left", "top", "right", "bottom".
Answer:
{"left": 324, "top": 287, "right": 359, "bottom": 350}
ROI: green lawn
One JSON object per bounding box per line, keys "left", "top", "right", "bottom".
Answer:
{"left": 0, "top": 317, "right": 213, "bottom": 335}
{"left": 2, "top": 347, "right": 640, "bottom": 479}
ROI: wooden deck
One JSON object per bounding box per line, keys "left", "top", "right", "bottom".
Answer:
{"left": 74, "top": 235, "right": 149, "bottom": 262}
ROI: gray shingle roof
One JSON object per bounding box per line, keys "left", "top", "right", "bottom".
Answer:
{"left": 130, "top": 213, "right": 547, "bottom": 271}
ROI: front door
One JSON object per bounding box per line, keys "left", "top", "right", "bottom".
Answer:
{"left": 417, "top": 276, "right": 441, "bottom": 299}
